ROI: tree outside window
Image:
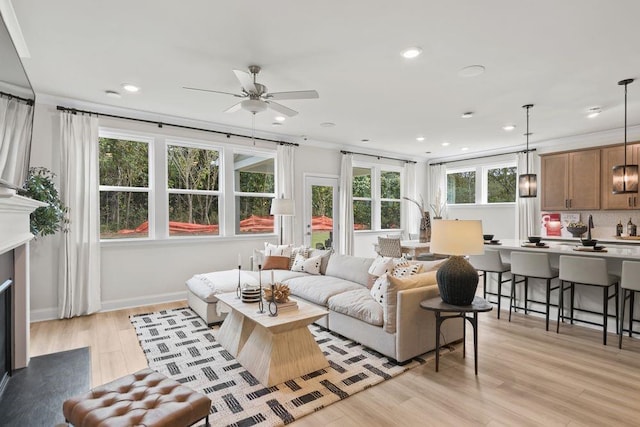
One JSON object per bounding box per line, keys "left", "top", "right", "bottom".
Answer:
{"left": 447, "top": 170, "right": 476, "bottom": 204}
{"left": 352, "top": 167, "right": 371, "bottom": 230}
{"left": 234, "top": 153, "right": 275, "bottom": 234}
{"left": 486, "top": 166, "right": 516, "bottom": 203}
{"left": 99, "top": 137, "right": 149, "bottom": 239}
{"left": 380, "top": 170, "right": 401, "bottom": 229}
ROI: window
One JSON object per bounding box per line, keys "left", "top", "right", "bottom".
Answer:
{"left": 167, "top": 143, "right": 220, "bottom": 236}
{"left": 234, "top": 153, "right": 275, "bottom": 234}
{"left": 99, "top": 136, "right": 150, "bottom": 239}
{"left": 352, "top": 165, "right": 402, "bottom": 231}
{"left": 380, "top": 171, "right": 401, "bottom": 229}
{"left": 352, "top": 167, "right": 372, "bottom": 230}
{"left": 446, "top": 162, "right": 517, "bottom": 205}
{"left": 447, "top": 169, "right": 476, "bottom": 204}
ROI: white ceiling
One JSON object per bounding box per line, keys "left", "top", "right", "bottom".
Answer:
{"left": 10, "top": 0, "right": 640, "bottom": 160}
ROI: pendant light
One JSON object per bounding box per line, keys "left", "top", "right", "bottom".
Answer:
{"left": 518, "top": 104, "right": 537, "bottom": 198}
{"left": 612, "top": 79, "right": 639, "bottom": 194}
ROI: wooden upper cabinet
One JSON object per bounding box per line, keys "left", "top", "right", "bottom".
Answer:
{"left": 541, "top": 148, "right": 601, "bottom": 211}
{"left": 601, "top": 143, "right": 640, "bottom": 209}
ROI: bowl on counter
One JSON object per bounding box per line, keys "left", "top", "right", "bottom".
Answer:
{"left": 581, "top": 239, "right": 598, "bottom": 247}
{"left": 528, "top": 236, "right": 542, "bottom": 244}
{"left": 483, "top": 234, "right": 494, "bottom": 241}
{"left": 567, "top": 225, "right": 588, "bottom": 238}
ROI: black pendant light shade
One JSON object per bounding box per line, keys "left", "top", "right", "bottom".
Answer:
{"left": 613, "top": 79, "right": 639, "bottom": 194}
{"left": 518, "top": 104, "right": 537, "bottom": 198}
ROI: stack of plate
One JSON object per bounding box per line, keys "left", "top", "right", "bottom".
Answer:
{"left": 241, "top": 287, "right": 261, "bottom": 303}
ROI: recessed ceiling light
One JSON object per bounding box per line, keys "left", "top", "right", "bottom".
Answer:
{"left": 587, "top": 107, "right": 602, "bottom": 118}
{"left": 275, "top": 116, "right": 286, "bottom": 122}
{"left": 441, "top": 142, "right": 450, "bottom": 147}
{"left": 320, "top": 122, "right": 336, "bottom": 128}
{"left": 105, "top": 90, "right": 121, "bottom": 98}
{"left": 416, "top": 136, "right": 425, "bottom": 141}
{"left": 271, "top": 122, "right": 282, "bottom": 126}
{"left": 361, "top": 139, "right": 370, "bottom": 143}
{"left": 425, "top": 151, "right": 431, "bottom": 154}
{"left": 502, "top": 124, "right": 516, "bottom": 131}
{"left": 458, "top": 65, "right": 486, "bottom": 78}
{"left": 461, "top": 147, "right": 469, "bottom": 151}
{"left": 122, "top": 83, "right": 140, "bottom": 93}
{"left": 461, "top": 112, "right": 474, "bottom": 119}
{"left": 401, "top": 47, "right": 422, "bottom": 59}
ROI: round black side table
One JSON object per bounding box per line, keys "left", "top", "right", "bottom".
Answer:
{"left": 420, "top": 296, "right": 492, "bottom": 375}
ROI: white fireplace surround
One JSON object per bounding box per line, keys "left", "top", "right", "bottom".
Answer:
{"left": 0, "top": 191, "right": 45, "bottom": 369}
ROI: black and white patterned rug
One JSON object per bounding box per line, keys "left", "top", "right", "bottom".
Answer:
{"left": 130, "top": 307, "right": 424, "bottom": 426}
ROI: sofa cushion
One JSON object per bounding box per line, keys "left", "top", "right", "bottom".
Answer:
{"left": 262, "top": 255, "right": 290, "bottom": 270}
{"left": 328, "top": 289, "right": 383, "bottom": 326}
{"left": 383, "top": 271, "right": 439, "bottom": 333}
{"left": 186, "top": 270, "right": 259, "bottom": 303}
{"left": 325, "top": 254, "right": 373, "bottom": 287}
{"left": 245, "top": 269, "right": 309, "bottom": 284}
{"left": 284, "top": 275, "right": 363, "bottom": 306}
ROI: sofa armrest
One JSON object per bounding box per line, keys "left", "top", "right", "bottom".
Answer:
{"left": 395, "top": 285, "right": 464, "bottom": 362}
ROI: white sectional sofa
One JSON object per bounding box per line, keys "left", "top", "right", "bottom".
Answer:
{"left": 186, "top": 249, "right": 463, "bottom": 363}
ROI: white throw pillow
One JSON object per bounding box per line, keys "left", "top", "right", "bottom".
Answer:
{"left": 370, "top": 274, "right": 390, "bottom": 305}
{"left": 264, "top": 242, "right": 293, "bottom": 257}
{"left": 291, "top": 254, "right": 322, "bottom": 275}
{"left": 368, "top": 256, "right": 395, "bottom": 277}
{"left": 289, "top": 245, "right": 310, "bottom": 269}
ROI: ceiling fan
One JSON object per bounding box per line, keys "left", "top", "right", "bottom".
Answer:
{"left": 183, "top": 65, "right": 319, "bottom": 117}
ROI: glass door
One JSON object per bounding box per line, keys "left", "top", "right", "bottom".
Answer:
{"left": 304, "top": 175, "right": 339, "bottom": 252}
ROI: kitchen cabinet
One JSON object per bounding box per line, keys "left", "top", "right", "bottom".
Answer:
{"left": 601, "top": 143, "right": 640, "bottom": 209}
{"left": 541, "top": 149, "right": 601, "bottom": 211}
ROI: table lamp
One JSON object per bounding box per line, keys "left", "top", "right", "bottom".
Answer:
{"left": 429, "top": 219, "right": 484, "bottom": 305}
{"left": 270, "top": 196, "right": 294, "bottom": 245}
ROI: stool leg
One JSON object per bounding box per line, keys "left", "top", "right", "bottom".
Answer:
{"left": 483, "top": 271, "right": 487, "bottom": 299}
{"left": 603, "top": 286, "right": 608, "bottom": 346}
{"left": 497, "top": 272, "right": 502, "bottom": 319}
{"left": 524, "top": 277, "right": 529, "bottom": 315}
{"left": 509, "top": 274, "right": 516, "bottom": 322}
{"left": 557, "top": 280, "right": 563, "bottom": 334}
{"left": 620, "top": 288, "right": 627, "bottom": 349}
{"left": 615, "top": 283, "right": 619, "bottom": 335}
{"left": 630, "top": 291, "right": 635, "bottom": 337}
{"left": 545, "top": 278, "right": 551, "bottom": 331}
{"left": 570, "top": 283, "right": 575, "bottom": 325}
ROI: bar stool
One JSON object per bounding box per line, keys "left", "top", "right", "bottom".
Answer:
{"left": 508, "top": 252, "right": 559, "bottom": 331}
{"left": 469, "top": 250, "right": 511, "bottom": 318}
{"left": 619, "top": 260, "right": 640, "bottom": 349}
{"left": 557, "top": 255, "right": 619, "bottom": 345}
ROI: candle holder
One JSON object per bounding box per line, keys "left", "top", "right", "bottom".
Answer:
{"left": 268, "top": 284, "right": 278, "bottom": 317}
{"left": 236, "top": 264, "right": 241, "bottom": 298}
{"left": 257, "top": 264, "right": 265, "bottom": 313}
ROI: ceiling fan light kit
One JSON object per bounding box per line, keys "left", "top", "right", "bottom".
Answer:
{"left": 184, "top": 65, "right": 318, "bottom": 117}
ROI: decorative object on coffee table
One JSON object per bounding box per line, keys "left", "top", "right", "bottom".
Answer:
{"left": 263, "top": 283, "right": 290, "bottom": 303}
{"left": 430, "top": 219, "right": 484, "bottom": 305}
{"left": 257, "top": 264, "right": 265, "bottom": 313}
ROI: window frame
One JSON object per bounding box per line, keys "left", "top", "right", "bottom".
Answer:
{"left": 446, "top": 160, "right": 517, "bottom": 206}
{"left": 352, "top": 162, "right": 403, "bottom": 232}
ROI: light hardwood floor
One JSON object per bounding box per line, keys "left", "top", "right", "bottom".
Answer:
{"left": 31, "top": 302, "right": 640, "bottom": 426}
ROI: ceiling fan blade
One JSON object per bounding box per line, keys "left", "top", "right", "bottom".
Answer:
{"left": 266, "top": 101, "right": 298, "bottom": 117}
{"left": 183, "top": 86, "right": 243, "bottom": 97}
{"left": 266, "top": 90, "right": 319, "bottom": 100}
{"left": 224, "top": 102, "right": 243, "bottom": 113}
{"left": 233, "top": 69, "right": 257, "bottom": 94}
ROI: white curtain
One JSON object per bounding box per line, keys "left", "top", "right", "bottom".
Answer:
{"left": 516, "top": 151, "right": 538, "bottom": 240}
{"left": 402, "top": 162, "right": 418, "bottom": 238}
{"left": 0, "top": 97, "right": 33, "bottom": 186}
{"left": 427, "top": 164, "right": 447, "bottom": 218}
{"left": 338, "top": 153, "right": 354, "bottom": 255}
{"left": 59, "top": 112, "right": 101, "bottom": 318}
{"left": 276, "top": 144, "right": 295, "bottom": 244}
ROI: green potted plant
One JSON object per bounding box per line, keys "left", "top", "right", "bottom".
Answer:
{"left": 22, "top": 167, "right": 68, "bottom": 237}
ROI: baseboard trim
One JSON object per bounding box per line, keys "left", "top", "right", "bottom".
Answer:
{"left": 30, "top": 291, "right": 188, "bottom": 322}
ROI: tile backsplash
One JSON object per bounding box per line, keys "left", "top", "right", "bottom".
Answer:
{"left": 541, "top": 210, "right": 640, "bottom": 239}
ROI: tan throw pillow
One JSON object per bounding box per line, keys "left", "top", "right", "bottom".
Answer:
{"left": 383, "top": 271, "right": 438, "bottom": 333}
{"left": 262, "top": 255, "right": 290, "bottom": 270}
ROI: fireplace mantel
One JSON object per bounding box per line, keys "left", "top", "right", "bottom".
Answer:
{"left": 0, "top": 192, "right": 45, "bottom": 369}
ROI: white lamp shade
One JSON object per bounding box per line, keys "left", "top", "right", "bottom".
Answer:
{"left": 429, "top": 219, "right": 484, "bottom": 256}
{"left": 270, "top": 198, "right": 294, "bottom": 216}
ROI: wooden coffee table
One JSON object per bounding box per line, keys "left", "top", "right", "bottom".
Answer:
{"left": 215, "top": 292, "right": 329, "bottom": 386}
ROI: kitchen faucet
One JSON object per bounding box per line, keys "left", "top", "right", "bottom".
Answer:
{"left": 587, "top": 214, "right": 594, "bottom": 240}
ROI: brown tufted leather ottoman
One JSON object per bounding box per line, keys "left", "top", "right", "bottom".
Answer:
{"left": 63, "top": 368, "right": 211, "bottom": 427}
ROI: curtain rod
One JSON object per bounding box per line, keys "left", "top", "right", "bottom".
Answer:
{"left": 340, "top": 150, "right": 417, "bottom": 164}
{"left": 430, "top": 148, "right": 536, "bottom": 166}
{"left": 1, "top": 90, "right": 34, "bottom": 105}
{"left": 56, "top": 105, "right": 299, "bottom": 147}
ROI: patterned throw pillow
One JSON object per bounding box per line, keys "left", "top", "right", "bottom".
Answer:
{"left": 289, "top": 245, "right": 310, "bottom": 269}
{"left": 370, "top": 274, "right": 390, "bottom": 305}
{"left": 291, "top": 254, "right": 322, "bottom": 275}
{"left": 392, "top": 257, "right": 410, "bottom": 268}
{"left": 391, "top": 263, "right": 422, "bottom": 278}
{"left": 264, "top": 243, "right": 293, "bottom": 257}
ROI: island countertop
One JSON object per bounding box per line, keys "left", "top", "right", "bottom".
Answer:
{"left": 486, "top": 239, "right": 640, "bottom": 261}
